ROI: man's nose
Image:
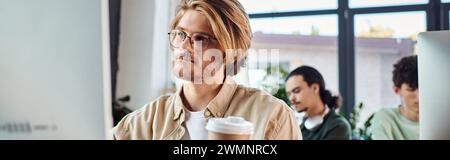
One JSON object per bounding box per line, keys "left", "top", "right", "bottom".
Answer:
{"left": 180, "top": 37, "right": 193, "bottom": 52}
{"left": 289, "top": 94, "right": 296, "bottom": 103}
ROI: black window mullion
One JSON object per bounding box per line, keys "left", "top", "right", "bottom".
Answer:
{"left": 338, "top": 0, "right": 354, "bottom": 119}
{"left": 248, "top": 10, "right": 337, "bottom": 19}
{"left": 350, "top": 5, "right": 428, "bottom": 14}
{"left": 427, "top": 0, "right": 442, "bottom": 31}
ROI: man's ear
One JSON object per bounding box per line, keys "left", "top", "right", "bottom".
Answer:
{"left": 393, "top": 86, "right": 401, "bottom": 95}
{"left": 312, "top": 83, "right": 320, "bottom": 94}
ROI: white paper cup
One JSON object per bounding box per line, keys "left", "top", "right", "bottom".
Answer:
{"left": 205, "top": 116, "right": 254, "bottom": 140}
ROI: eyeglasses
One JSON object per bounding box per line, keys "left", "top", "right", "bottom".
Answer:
{"left": 168, "top": 30, "right": 217, "bottom": 50}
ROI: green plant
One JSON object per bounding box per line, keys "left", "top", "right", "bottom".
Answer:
{"left": 260, "top": 66, "right": 291, "bottom": 106}
{"left": 349, "top": 102, "right": 374, "bottom": 140}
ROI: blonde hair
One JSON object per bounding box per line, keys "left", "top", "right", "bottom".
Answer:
{"left": 170, "top": 0, "right": 252, "bottom": 75}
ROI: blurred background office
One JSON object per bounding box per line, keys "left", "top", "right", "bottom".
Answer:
{"left": 3, "top": 0, "right": 448, "bottom": 139}
{"left": 110, "top": 0, "right": 450, "bottom": 139}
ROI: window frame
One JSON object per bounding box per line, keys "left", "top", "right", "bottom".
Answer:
{"left": 247, "top": 0, "right": 448, "bottom": 119}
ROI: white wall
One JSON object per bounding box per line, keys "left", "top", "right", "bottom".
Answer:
{"left": 117, "top": 0, "right": 177, "bottom": 110}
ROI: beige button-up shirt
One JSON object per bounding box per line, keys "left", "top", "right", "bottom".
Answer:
{"left": 113, "top": 77, "right": 302, "bottom": 140}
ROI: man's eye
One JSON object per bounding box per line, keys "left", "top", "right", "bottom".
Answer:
{"left": 408, "top": 88, "right": 417, "bottom": 92}
{"left": 193, "top": 36, "right": 207, "bottom": 42}
{"left": 176, "top": 32, "right": 184, "bottom": 37}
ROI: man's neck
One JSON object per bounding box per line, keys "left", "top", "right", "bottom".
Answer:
{"left": 399, "top": 105, "right": 419, "bottom": 122}
{"left": 181, "top": 82, "right": 223, "bottom": 112}
{"left": 306, "top": 101, "right": 326, "bottom": 118}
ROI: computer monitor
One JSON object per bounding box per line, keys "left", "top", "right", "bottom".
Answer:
{"left": 0, "top": 0, "right": 112, "bottom": 139}
{"left": 417, "top": 30, "right": 450, "bottom": 140}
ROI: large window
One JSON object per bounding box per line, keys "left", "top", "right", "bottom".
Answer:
{"left": 239, "top": 0, "right": 449, "bottom": 121}
{"left": 237, "top": 15, "right": 339, "bottom": 95}
{"left": 354, "top": 12, "right": 426, "bottom": 126}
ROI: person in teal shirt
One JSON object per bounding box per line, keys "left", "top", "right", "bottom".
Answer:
{"left": 371, "top": 55, "right": 419, "bottom": 140}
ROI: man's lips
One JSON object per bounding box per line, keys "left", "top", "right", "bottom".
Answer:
{"left": 293, "top": 102, "right": 307, "bottom": 112}
{"left": 175, "top": 51, "right": 194, "bottom": 63}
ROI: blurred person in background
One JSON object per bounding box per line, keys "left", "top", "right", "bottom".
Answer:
{"left": 285, "top": 66, "right": 351, "bottom": 140}
{"left": 370, "top": 55, "right": 419, "bottom": 140}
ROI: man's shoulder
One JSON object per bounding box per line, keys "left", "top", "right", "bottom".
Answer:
{"left": 373, "top": 107, "right": 399, "bottom": 120}
{"left": 326, "top": 111, "right": 351, "bottom": 129}
{"left": 371, "top": 107, "right": 401, "bottom": 128}
{"left": 121, "top": 94, "right": 175, "bottom": 122}
{"left": 228, "top": 85, "right": 301, "bottom": 140}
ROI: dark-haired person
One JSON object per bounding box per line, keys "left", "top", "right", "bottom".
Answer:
{"left": 370, "top": 55, "right": 419, "bottom": 140}
{"left": 285, "top": 66, "right": 351, "bottom": 140}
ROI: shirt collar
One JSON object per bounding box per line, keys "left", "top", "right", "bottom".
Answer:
{"left": 303, "top": 105, "right": 331, "bottom": 130}
{"left": 173, "top": 76, "right": 238, "bottom": 121}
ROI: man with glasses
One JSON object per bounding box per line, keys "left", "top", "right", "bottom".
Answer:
{"left": 113, "top": 0, "right": 301, "bottom": 140}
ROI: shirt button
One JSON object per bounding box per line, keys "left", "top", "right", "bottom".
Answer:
{"left": 217, "top": 112, "right": 222, "bottom": 117}
{"left": 205, "top": 111, "right": 211, "bottom": 117}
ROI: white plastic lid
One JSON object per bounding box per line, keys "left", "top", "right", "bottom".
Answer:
{"left": 205, "top": 116, "right": 254, "bottom": 135}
